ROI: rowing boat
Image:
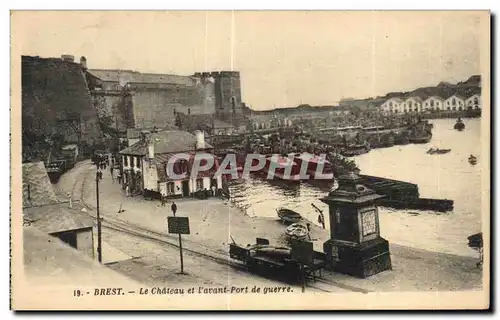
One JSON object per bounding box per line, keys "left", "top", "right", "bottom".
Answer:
{"left": 285, "top": 223, "right": 309, "bottom": 241}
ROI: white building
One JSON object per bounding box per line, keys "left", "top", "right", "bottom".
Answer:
{"left": 380, "top": 97, "right": 404, "bottom": 114}
{"left": 402, "top": 96, "right": 424, "bottom": 113}
{"left": 465, "top": 93, "right": 481, "bottom": 110}
{"left": 444, "top": 94, "right": 466, "bottom": 111}
{"left": 119, "top": 130, "right": 222, "bottom": 198}
{"left": 423, "top": 96, "right": 445, "bottom": 111}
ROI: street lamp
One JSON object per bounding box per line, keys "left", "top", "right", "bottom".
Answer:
{"left": 96, "top": 169, "right": 103, "bottom": 263}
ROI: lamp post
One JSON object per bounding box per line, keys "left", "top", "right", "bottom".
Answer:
{"left": 96, "top": 169, "right": 103, "bottom": 263}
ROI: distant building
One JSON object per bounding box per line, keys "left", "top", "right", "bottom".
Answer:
{"left": 444, "top": 94, "right": 466, "bottom": 111}
{"left": 119, "top": 130, "right": 222, "bottom": 198}
{"left": 402, "top": 96, "right": 424, "bottom": 113}
{"left": 380, "top": 97, "right": 404, "bottom": 114}
{"left": 212, "top": 120, "right": 235, "bottom": 136}
{"left": 423, "top": 96, "right": 445, "bottom": 111}
{"left": 465, "top": 93, "right": 481, "bottom": 110}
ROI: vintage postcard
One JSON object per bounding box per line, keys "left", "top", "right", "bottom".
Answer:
{"left": 10, "top": 10, "right": 490, "bottom": 310}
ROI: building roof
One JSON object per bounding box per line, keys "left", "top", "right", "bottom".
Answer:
{"left": 423, "top": 95, "right": 445, "bottom": 101}
{"left": 23, "top": 226, "right": 142, "bottom": 287}
{"left": 385, "top": 97, "right": 404, "bottom": 103}
{"left": 126, "top": 127, "right": 170, "bottom": 140}
{"left": 23, "top": 162, "right": 60, "bottom": 208}
{"left": 213, "top": 119, "right": 234, "bottom": 129}
{"left": 87, "top": 69, "right": 195, "bottom": 86}
{"left": 23, "top": 203, "right": 95, "bottom": 234}
{"left": 120, "top": 130, "right": 213, "bottom": 156}
{"left": 445, "top": 93, "right": 467, "bottom": 100}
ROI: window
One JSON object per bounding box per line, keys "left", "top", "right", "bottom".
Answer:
{"left": 123, "top": 156, "right": 128, "bottom": 166}
{"left": 196, "top": 178, "right": 203, "bottom": 190}
{"left": 167, "top": 182, "right": 175, "bottom": 195}
{"left": 409, "top": 102, "right": 413, "bottom": 108}
{"left": 474, "top": 97, "right": 479, "bottom": 105}
{"left": 447, "top": 107, "right": 451, "bottom": 110}
{"left": 389, "top": 102, "right": 393, "bottom": 107}
{"left": 188, "top": 108, "right": 191, "bottom": 115}
{"left": 452, "top": 107, "right": 456, "bottom": 111}
{"left": 130, "top": 157, "right": 135, "bottom": 168}
{"left": 136, "top": 157, "right": 141, "bottom": 169}
{"left": 430, "top": 100, "right": 434, "bottom": 107}
{"left": 459, "top": 107, "right": 463, "bottom": 111}
{"left": 452, "top": 98, "right": 456, "bottom": 106}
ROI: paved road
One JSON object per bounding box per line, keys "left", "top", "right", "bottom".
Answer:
{"left": 55, "top": 162, "right": 349, "bottom": 293}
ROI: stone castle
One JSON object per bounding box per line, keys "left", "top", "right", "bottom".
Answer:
{"left": 83, "top": 56, "right": 246, "bottom": 133}
{"left": 22, "top": 54, "right": 246, "bottom": 141}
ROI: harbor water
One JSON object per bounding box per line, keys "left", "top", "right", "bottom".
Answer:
{"left": 228, "top": 118, "right": 484, "bottom": 258}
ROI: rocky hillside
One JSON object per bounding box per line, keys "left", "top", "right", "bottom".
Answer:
{"left": 22, "top": 56, "right": 103, "bottom": 162}
{"left": 384, "top": 75, "right": 481, "bottom": 100}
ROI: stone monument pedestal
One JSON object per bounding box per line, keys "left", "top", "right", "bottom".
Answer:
{"left": 321, "top": 172, "right": 392, "bottom": 278}
{"left": 323, "top": 238, "right": 392, "bottom": 278}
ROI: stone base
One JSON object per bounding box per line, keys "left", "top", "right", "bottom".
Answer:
{"left": 323, "top": 238, "right": 392, "bottom": 278}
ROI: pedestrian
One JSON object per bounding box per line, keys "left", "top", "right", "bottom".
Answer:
{"left": 117, "top": 173, "right": 122, "bottom": 185}
{"left": 111, "top": 171, "right": 115, "bottom": 183}
{"left": 171, "top": 201, "right": 177, "bottom": 216}
{"left": 125, "top": 184, "right": 130, "bottom": 197}
{"left": 161, "top": 193, "right": 166, "bottom": 207}
{"left": 306, "top": 223, "right": 312, "bottom": 241}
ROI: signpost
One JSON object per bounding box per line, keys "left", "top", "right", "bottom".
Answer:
{"left": 167, "top": 216, "right": 190, "bottom": 274}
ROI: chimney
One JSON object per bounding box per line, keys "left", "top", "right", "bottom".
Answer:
{"left": 148, "top": 139, "right": 155, "bottom": 160}
{"left": 195, "top": 130, "right": 205, "bottom": 149}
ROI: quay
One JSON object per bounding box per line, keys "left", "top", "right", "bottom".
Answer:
{"left": 360, "top": 174, "right": 454, "bottom": 212}
{"left": 55, "top": 161, "right": 481, "bottom": 292}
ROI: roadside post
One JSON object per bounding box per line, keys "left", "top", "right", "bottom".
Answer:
{"left": 167, "top": 216, "right": 190, "bottom": 274}
{"left": 290, "top": 239, "right": 314, "bottom": 293}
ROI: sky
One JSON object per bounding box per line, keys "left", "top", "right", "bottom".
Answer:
{"left": 13, "top": 11, "right": 486, "bottom": 110}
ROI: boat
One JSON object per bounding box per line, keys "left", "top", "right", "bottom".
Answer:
{"left": 277, "top": 208, "right": 303, "bottom": 224}
{"left": 409, "top": 132, "right": 432, "bottom": 144}
{"left": 260, "top": 155, "right": 302, "bottom": 182}
{"left": 427, "top": 148, "right": 451, "bottom": 155}
{"left": 291, "top": 153, "right": 334, "bottom": 180}
{"left": 469, "top": 155, "right": 478, "bottom": 165}
{"left": 467, "top": 232, "right": 483, "bottom": 267}
{"left": 285, "top": 223, "right": 309, "bottom": 241}
{"left": 378, "top": 198, "right": 454, "bottom": 212}
{"left": 454, "top": 118, "right": 465, "bottom": 131}
{"left": 340, "top": 144, "right": 370, "bottom": 157}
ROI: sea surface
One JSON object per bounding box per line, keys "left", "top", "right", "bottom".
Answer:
{"left": 228, "top": 118, "right": 485, "bottom": 257}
